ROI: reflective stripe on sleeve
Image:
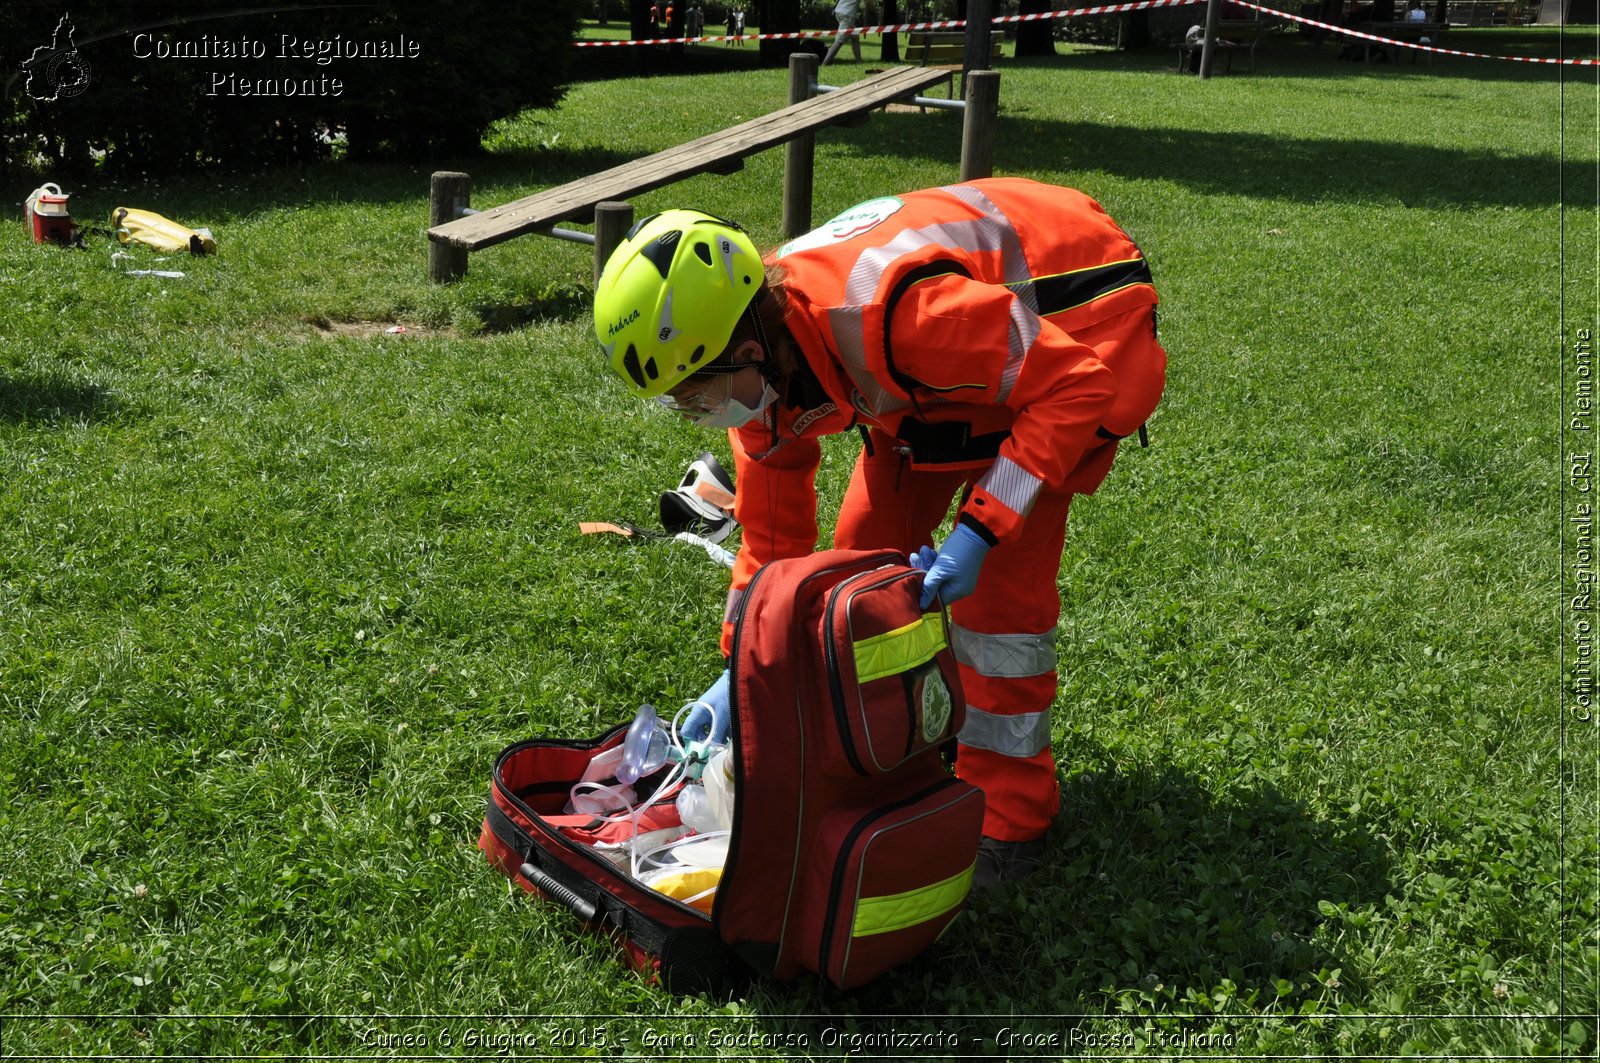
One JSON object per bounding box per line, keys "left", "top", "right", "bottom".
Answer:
{"left": 958, "top": 704, "right": 1053, "bottom": 759}
{"left": 936, "top": 183, "right": 1035, "bottom": 290}
{"left": 1000, "top": 300, "right": 1039, "bottom": 405}
{"left": 828, "top": 304, "right": 909, "bottom": 418}
{"left": 976, "top": 456, "right": 1042, "bottom": 519}
{"left": 844, "top": 220, "right": 996, "bottom": 306}
{"left": 951, "top": 624, "right": 1057, "bottom": 678}
{"left": 826, "top": 189, "right": 1036, "bottom": 416}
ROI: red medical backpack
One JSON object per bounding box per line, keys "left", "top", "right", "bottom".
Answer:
{"left": 479, "top": 548, "right": 984, "bottom": 992}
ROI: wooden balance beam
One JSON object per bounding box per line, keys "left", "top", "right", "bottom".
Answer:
{"left": 427, "top": 60, "right": 989, "bottom": 283}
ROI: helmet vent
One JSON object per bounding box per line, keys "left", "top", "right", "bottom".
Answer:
{"left": 641, "top": 230, "right": 680, "bottom": 279}
{"left": 693, "top": 241, "right": 713, "bottom": 266}
{"left": 621, "top": 344, "right": 646, "bottom": 389}
{"left": 624, "top": 212, "right": 660, "bottom": 242}
{"left": 644, "top": 357, "right": 659, "bottom": 381}
{"left": 688, "top": 345, "right": 706, "bottom": 365}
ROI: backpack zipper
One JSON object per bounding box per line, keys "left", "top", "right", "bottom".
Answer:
{"left": 822, "top": 566, "right": 911, "bottom": 775}
{"left": 712, "top": 559, "right": 771, "bottom": 930}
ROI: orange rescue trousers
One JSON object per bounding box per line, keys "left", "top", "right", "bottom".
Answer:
{"left": 835, "top": 436, "right": 1069, "bottom": 843}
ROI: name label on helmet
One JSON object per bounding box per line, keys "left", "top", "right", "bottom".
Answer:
{"left": 606, "top": 308, "right": 640, "bottom": 338}
{"left": 777, "top": 196, "right": 904, "bottom": 258}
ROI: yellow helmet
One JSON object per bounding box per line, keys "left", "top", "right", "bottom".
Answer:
{"left": 594, "top": 209, "right": 763, "bottom": 399}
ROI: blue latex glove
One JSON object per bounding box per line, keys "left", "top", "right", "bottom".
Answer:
{"left": 681, "top": 668, "right": 731, "bottom": 745}
{"left": 910, "top": 524, "right": 992, "bottom": 609}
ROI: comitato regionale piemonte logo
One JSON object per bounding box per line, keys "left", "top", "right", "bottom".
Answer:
{"left": 22, "top": 13, "right": 93, "bottom": 101}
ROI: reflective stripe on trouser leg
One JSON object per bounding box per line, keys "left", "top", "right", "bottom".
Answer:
{"left": 951, "top": 624, "right": 1058, "bottom": 679}
{"left": 959, "top": 702, "right": 1052, "bottom": 758}
{"left": 949, "top": 488, "right": 1072, "bottom": 842}
{"left": 956, "top": 671, "right": 1060, "bottom": 841}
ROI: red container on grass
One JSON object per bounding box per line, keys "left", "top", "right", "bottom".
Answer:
{"left": 26, "top": 184, "right": 77, "bottom": 245}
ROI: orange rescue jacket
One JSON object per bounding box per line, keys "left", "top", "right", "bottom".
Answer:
{"left": 722, "top": 178, "right": 1166, "bottom": 648}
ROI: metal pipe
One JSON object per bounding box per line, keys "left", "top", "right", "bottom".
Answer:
{"left": 456, "top": 204, "right": 603, "bottom": 246}
{"left": 813, "top": 82, "right": 965, "bottom": 112}
{"left": 549, "top": 227, "right": 596, "bottom": 246}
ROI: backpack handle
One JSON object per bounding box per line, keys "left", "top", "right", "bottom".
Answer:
{"left": 519, "top": 862, "right": 599, "bottom": 925}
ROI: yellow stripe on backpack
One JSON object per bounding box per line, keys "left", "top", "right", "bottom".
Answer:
{"left": 852, "top": 612, "right": 947, "bottom": 685}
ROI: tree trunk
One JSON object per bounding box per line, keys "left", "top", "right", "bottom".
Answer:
{"left": 630, "top": 0, "right": 657, "bottom": 72}
{"left": 881, "top": 0, "right": 902, "bottom": 61}
{"left": 1123, "top": 11, "right": 1150, "bottom": 46}
{"left": 1015, "top": 0, "right": 1057, "bottom": 55}
{"left": 759, "top": 0, "right": 801, "bottom": 65}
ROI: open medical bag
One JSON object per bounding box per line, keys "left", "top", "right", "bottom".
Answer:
{"left": 479, "top": 548, "right": 984, "bottom": 991}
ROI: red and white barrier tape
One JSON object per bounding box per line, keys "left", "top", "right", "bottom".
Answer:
{"left": 577, "top": 1, "right": 1599, "bottom": 67}
{"left": 574, "top": 0, "right": 1208, "bottom": 47}
{"left": 1232, "top": 0, "right": 1599, "bottom": 65}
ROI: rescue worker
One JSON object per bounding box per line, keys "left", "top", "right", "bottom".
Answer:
{"left": 593, "top": 178, "right": 1166, "bottom": 888}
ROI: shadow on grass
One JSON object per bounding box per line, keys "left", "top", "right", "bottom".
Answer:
{"left": 0, "top": 373, "right": 119, "bottom": 425}
{"left": 570, "top": 40, "right": 774, "bottom": 83}
{"left": 470, "top": 284, "right": 596, "bottom": 333}
{"left": 757, "top": 760, "right": 1392, "bottom": 1025}
{"left": 829, "top": 108, "right": 1560, "bottom": 210}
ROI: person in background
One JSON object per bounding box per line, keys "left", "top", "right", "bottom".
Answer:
{"left": 822, "top": 0, "right": 863, "bottom": 65}
{"left": 592, "top": 179, "right": 1167, "bottom": 889}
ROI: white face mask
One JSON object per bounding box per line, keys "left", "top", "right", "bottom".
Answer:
{"left": 687, "top": 379, "right": 776, "bottom": 429}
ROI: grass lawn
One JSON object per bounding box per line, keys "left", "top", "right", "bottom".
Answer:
{"left": 1, "top": 20, "right": 1596, "bottom": 1061}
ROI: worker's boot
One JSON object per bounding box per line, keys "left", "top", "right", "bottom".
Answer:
{"left": 971, "top": 832, "right": 1050, "bottom": 890}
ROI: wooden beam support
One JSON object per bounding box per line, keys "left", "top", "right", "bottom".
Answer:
{"left": 783, "top": 52, "right": 819, "bottom": 239}
{"left": 959, "top": 70, "right": 1000, "bottom": 181}
{"left": 593, "top": 201, "right": 634, "bottom": 285}
{"left": 428, "top": 171, "right": 471, "bottom": 283}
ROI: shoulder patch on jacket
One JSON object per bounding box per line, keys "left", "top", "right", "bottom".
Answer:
{"left": 778, "top": 196, "right": 904, "bottom": 258}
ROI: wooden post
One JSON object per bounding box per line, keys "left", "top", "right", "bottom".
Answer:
{"left": 783, "top": 52, "right": 819, "bottom": 239}
{"left": 428, "top": 171, "right": 471, "bottom": 283}
{"left": 593, "top": 201, "right": 634, "bottom": 285}
{"left": 1199, "top": 0, "right": 1222, "bottom": 79}
{"left": 959, "top": 70, "right": 1000, "bottom": 182}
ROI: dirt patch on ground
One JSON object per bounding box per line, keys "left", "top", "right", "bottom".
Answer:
{"left": 298, "top": 316, "right": 442, "bottom": 340}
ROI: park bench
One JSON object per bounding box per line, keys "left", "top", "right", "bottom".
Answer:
{"left": 903, "top": 30, "right": 1003, "bottom": 100}
{"left": 1355, "top": 20, "right": 1450, "bottom": 63}
{"left": 1177, "top": 17, "right": 1268, "bottom": 74}
{"left": 905, "top": 30, "right": 1004, "bottom": 67}
{"left": 1444, "top": 0, "right": 1518, "bottom": 24}
{"left": 426, "top": 63, "right": 960, "bottom": 282}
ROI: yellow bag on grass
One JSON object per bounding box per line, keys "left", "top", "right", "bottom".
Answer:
{"left": 113, "top": 207, "right": 216, "bottom": 256}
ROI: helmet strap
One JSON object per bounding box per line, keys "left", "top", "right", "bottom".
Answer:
{"left": 743, "top": 295, "right": 783, "bottom": 445}
{"left": 745, "top": 297, "right": 778, "bottom": 381}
